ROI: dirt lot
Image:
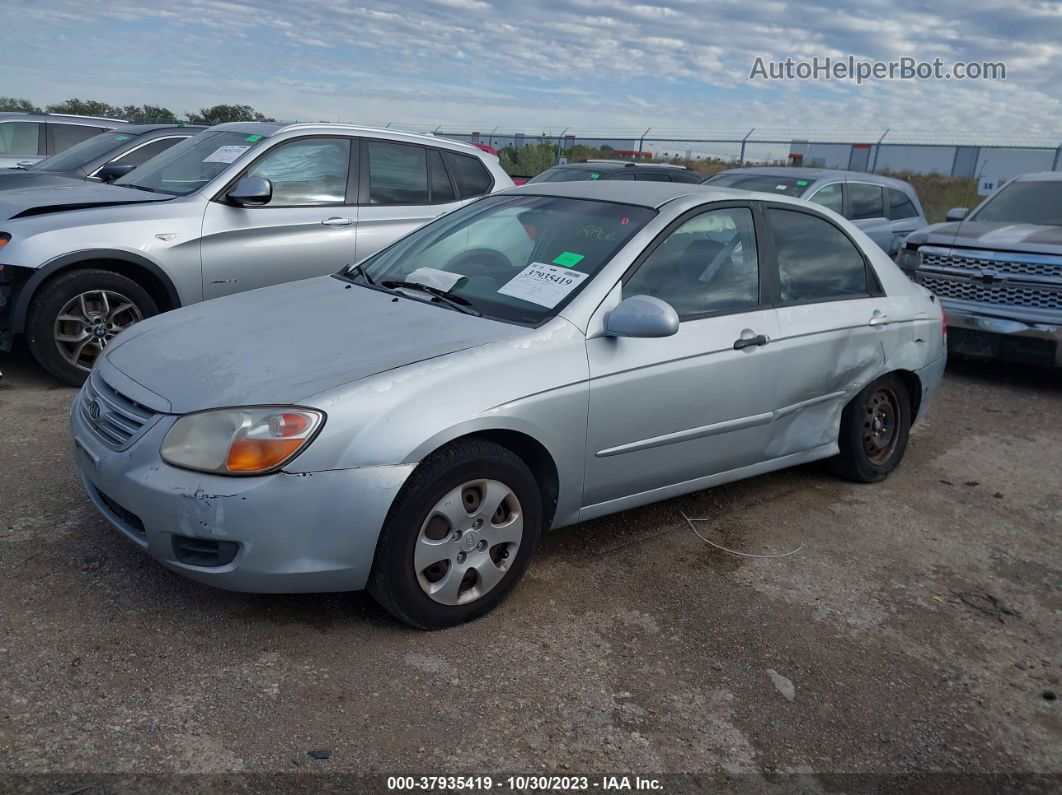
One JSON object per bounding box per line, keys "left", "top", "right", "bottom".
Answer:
{"left": 0, "top": 347, "right": 1059, "bottom": 792}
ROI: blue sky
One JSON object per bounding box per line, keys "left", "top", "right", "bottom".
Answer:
{"left": 3, "top": 0, "right": 1060, "bottom": 138}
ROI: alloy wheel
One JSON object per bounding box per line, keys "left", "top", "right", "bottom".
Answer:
{"left": 53, "top": 290, "right": 143, "bottom": 372}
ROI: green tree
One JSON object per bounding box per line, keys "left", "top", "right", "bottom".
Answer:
{"left": 499, "top": 140, "right": 558, "bottom": 178}
{"left": 120, "top": 104, "right": 178, "bottom": 123}
{"left": 45, "top": 98, "right": 122, "bottom": 117}
{"left": 187, "top": 104, "right": 273, "bottom": 124}
{"left": 0, "top": 96, "right": 39, "bottom": 112}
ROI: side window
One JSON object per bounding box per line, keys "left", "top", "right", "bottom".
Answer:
{"left": 847, "top": 183, "right": 885, "bottom": 220}
{"left": 625, "top": 207, "right": 759, "bottom": 319}
{"left": 808, "top": 183, "right": 842, "bottom": 213}
{"left": 50, "top": 123, "right": 104, "bottom": 153}
{"left": 442, "top": 151, "right": 492, "bottom": 198}
{"left": 111, "top": 136, "right": 184, "bottom": 167}
{"left": 769, "top": 208, "right": 868, "bottom": 303}
{"left": 0, "top": 121, "right": 41, "bottom": 155}
{"left": 369, "top": 141, "right": 429, "bottom": 205}
{"left": 428, "top": 149, "right": 456, "bottom": 203}
{"left": 886, "top": 187, "right": 919, "bottom": 220}
{"left": 247, "top": 137, "right": 350, "bottom": 206}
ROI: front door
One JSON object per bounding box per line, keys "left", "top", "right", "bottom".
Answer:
{"left": 584, "top": 204, "right": 782, "bottom": 509}
{"left": 201, "top": 136, "right": 358, "bottom": 299}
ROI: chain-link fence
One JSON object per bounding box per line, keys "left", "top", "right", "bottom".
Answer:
{"left": 435, "top": 128, "right": 1062, "bottom": 185}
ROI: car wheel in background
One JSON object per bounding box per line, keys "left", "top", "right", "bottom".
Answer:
{"left": 26, "top": 269, "right": 157, "bottom": 386}
{"left": 829, "top": 373, "right": 912, "bottom": 483}
{"left": 368, "top": 438, "right": 543, "bottom": 630}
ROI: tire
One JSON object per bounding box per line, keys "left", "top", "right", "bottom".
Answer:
{"left": 368, "top": 438, "right": 543, "bottom": 630}
{"left": 26, "top": 269, "right": 157, "bottom": 386}
{"left": 829, "top": 373, "right": 912, "bottom": 483}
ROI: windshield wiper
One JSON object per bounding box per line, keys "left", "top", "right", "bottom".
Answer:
{"left": 347, "top": 263, "right": 376, "bottom": 286}
{"left": 381, "top": 280, "right": 481, "bottom": 316}
{"left": 119, "top": 184, "right": 159, "bottom": 193}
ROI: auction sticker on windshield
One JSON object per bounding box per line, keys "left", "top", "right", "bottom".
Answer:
{"left": 203, "top": 145, "right": 251, "bottom": 164}
{"left": 497, "top": 262, "right": 588, "bottom": 308}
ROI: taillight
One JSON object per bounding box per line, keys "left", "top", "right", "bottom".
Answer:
{"left": 0, "top": 233, "right": 10, "bottom": 249}
{"left": 941, "top": 313, "right": 948, "bottom": 344}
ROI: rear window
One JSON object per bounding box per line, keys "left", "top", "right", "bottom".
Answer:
{"left": 886, "top": 187, "right": 919, "bottom": 220}
{"left": 704, "top": 174, "right": 806, "bottom": 197}
{"left": 0, "top": 121, "right": 40, "bottom": 156}
{"left": 442, "top": 151, "right": 493, "bottom": 198}
{"left": 368, "top": 141, "right": 429, "bottom": 205}
{"left": 970, "top": 181, "right": 1062, "bottom": 227}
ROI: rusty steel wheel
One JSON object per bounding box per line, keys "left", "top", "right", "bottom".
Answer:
{"left": 862, "top": 384, "right": 901, "bottom": 466}
{"left": 830, "top": 373, "right": 912, "bottom": 483}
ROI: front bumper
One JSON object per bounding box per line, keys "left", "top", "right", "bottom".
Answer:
{"left": 70, "top": 391, "right": 415, "bottom": 593}
{"left": 940, "top": 299, "right": 1062, "bottom": 367}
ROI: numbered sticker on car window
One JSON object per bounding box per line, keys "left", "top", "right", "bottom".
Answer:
{"left": 203, "top": 145, "right": 251, "bottom": 164}
{"left": 497, "top": 262, "right": 589, "bottom": 308}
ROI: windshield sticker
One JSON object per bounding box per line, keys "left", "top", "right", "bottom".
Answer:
{"left": 796, "top": 179, "right": 808, "bottom": 186}
{"left": 775, "top": 184, "right": 788, "bottom": 190}
{"left": 245, "top": 134, "right": 263, "bottom": 142}
{"left": 497, "top": 262, "right": 589, "bottom": 308}
{"left": 576, "top": 225, "right": 616, "bottom": 241}
{"left": 552, "top": 251, "right": 585, "bottom": 268}
{"left": 114, "top": 135, "right": 131, "bottom": 142}
{"left": 203, "top": 145, "right": 251, "bottom": 164}
{"left": 589, "top": 172, "right": 601, "bottom": 180}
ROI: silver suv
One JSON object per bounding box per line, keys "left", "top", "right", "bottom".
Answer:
{"left": 0, "top": 122, "right": 513, "bottom": 384}
{"left": 0, "top": 112, "right": 128, "bottom": 169}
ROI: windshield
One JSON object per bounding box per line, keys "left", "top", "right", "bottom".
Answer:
{"left": 118, "top": 131, "right": 267, "bottom": 196}
{"left": 350, "top": 194, "right": 656, "bottom": 324}
{"left": 31, "top": 131, "right": 142, "bottom": 173}
{"left": 526, "top": 167, "right": 607, "bottom": 184}
{"left": 703, "top": 174, "right": 808, "bottom": 197}
{"left": 969, "top": 180, "right": 1062, "bottom": 227}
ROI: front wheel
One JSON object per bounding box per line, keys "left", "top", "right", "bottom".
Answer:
{"left": 368, "top": 439, "right": 543, "bottom": 629}
{"left": 829, "top": 373, "right": 912, "bottom": 483}
{"left": 26, "top": 269, "right": 157, "bottom": 386}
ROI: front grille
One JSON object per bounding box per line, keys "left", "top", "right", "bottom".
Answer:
{"left": 918, "top": 274, "right": 1062, "bottom": 312}
{"left": 80, "top": 371, "right": 158, "bottom": 450}
{"left": 922, "top": 251, "right": 1062, "bottom": 279}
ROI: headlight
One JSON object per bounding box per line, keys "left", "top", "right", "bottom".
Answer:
{"left": 161, "top": 407, "right": 325, "bottom": 475}
{"left": 0, "top": 232, "right": 10, "bottom": 249}
{"left": 895, "top": 246, "right": 920, "bottom": 270}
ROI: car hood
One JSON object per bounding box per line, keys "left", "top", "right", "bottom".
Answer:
{"left": 908, "top": 220, "right": 1062, "bottom": 256}
{"left": 0, "top": 171, "right": 87, "bottom": 191}
{"left": 103, "top": 276, "right": 527, "bottom": 414}
{"left": 0, "top": 181, "right": 171, "bottom": 220}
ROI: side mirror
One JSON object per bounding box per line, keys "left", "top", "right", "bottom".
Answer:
{"left": 226, "top": 177, "right": 272, "bottom": 206}
{"left": 15, "top": 160, "right": 36, "bottom": 169}
{"left": 96, "top": 163, "right": 137, "bottom": 182}
{"left": 945, "top": 207, "right": 968, "bottom": 222}
{"left": 604, "top": 295, "right": 680, "bottom": 338}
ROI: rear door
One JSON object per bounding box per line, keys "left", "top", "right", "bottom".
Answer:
{"left": 200, "top": 136, "right": 359, "bottom": 298}
{"left": 352, "top": 142, "right": 475, "bottom": 261}
{"left": 583, "top": 203, "right": 782, "bottom": 509}
{"left": 761, "top": 205, "right": 900, "bottom": 458}
{"left": 0, "top": 120, "right": 44, "bottom": 167}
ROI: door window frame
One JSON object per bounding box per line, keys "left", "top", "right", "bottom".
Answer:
{"left": 90, "top": 135, "right": 190, "bottom": 176}
{"left": 211, "top": 135, "right": 360, "bottom": 208}
{"left": 359, "top": 139, "right": 466, "bottom": 207}
{"left": 805, "top": 181, "right": 843, "bottom": 213}
{"left": 760, "top": 202, "right": 885, "bottom": 308}
{"left": 843, "top": 181, "right": 887, "bottom": 221}
{"left": 619, "top": 200, "right": 772, "bottom": 323}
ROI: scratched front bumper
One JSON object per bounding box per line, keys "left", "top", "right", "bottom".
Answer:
{"left": 70, "top": 398, "right": 414, "bottom": 593}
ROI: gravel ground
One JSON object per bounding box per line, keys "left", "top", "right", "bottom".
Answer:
{"left": 0, "top": 347, "right": 1059, "bottom": 792}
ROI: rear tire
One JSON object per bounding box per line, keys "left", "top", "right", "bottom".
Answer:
{"left": 26, "top": 269, "right": 157, "bottom": 386}
{"left": 368, "top": 438, "right": 542, "bottom": 630}
{"left": 829, "top": 373, "right": 912, "bottom": 483}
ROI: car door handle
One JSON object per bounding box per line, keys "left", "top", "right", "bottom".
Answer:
{"left": 869, "top": 310, "right": 890, "bottom": 326}
{"left": 321, "top": 216, "right": 355, "bottom": 227}
{"left": 733, "top": 333, "right": 769, "bottom": 350}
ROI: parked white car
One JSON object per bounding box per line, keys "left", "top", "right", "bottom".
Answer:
{"left": 0, "top": 122, "right": 512, "bottom": 384}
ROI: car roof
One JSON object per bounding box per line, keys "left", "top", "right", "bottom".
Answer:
{"left": 708, "top": 166, "right": 913, "bottom": 190}
{"left": 206, "top": 122, "right": 490, "bottom": 157}
{"left": 115, "top": 124, "right": 208, "bottom": 135}
{"left": 0, "top": 112, "right": 127, "bottom": 124}
{"left": 547, "top": 161, "right": 686, "bottom": 172}
{"left": 500, "top": 180, "right": 753, "bottom": 208}
{"left": 1014, "top": 171, "right": 1062, "bottom": 182}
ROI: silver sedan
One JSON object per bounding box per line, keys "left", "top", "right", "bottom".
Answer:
{"left": 69, "top": 181, "right": 946, "bottom": 628}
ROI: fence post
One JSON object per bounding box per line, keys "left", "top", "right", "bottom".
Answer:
{"left": 869, "top": 128, "right": 889, "bottom": 172}
{"left": 1054, "top": 143, "right": 1062, "bottom": 172}
{"left": 637, "top": 127, "right": 651, "bottom": 160}
{"left": 739, "top": 128, "right": 755, "bottom": 166}
{"left": 555, "top": 127, "right": 569, "bottom": 164}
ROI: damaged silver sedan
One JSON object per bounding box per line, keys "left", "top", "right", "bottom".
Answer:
{"left": 69, "top": 181, "right": 946, "bottom": 628}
